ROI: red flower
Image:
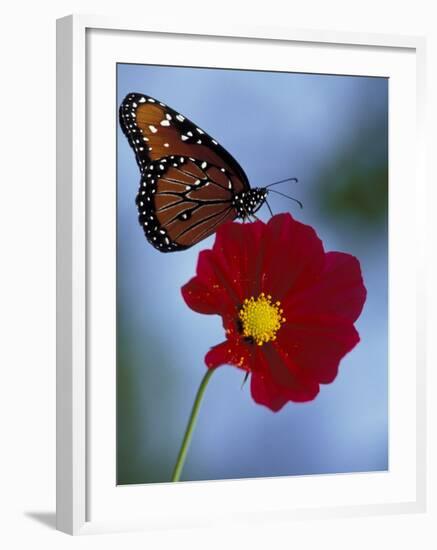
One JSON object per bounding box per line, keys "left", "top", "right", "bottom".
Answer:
{"left": 181, "top": 214, "right": 367, "bottom": 412}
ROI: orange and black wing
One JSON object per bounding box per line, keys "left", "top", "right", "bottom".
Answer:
{"left": 119, "top": 93, "right": 250, "bottom": 252}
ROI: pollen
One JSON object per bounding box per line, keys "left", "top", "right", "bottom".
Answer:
{"left": 239, "top": 293, "right": 286, "bottom": 346}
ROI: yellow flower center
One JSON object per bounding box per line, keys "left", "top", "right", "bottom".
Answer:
{"left": 239, "top": 293, "right": 286, "bottom": 346}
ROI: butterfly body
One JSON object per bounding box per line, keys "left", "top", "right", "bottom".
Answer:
{"left": 119, "top": 93, "right": 268, "bottom": 252}
{"left": 233, "top": 188, "right": 268, "bottom": 219}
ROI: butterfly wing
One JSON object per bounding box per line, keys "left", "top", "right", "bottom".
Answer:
{"left": 119, "top": 93, "right": 250, "bottom": 252}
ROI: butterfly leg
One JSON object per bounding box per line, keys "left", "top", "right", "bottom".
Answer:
{"left": 265, "top": 198, "right": 274, "bottom": 217}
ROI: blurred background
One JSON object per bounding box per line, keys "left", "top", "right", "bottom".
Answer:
{"left": 116, "top": 64, "right": 388, "bottom": 484}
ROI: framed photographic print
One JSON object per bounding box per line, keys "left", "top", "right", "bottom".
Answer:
{"left": 56, "top": 15, "right": 427, "bottom": 535}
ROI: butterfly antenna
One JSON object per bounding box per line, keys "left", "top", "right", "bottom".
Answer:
{"left": 241, "top": 371, "right": 249, "bottom": 389}
{"left": 268, "top": 189, "right": 303, "bottom": 209}
{"left": 265, "top": 198, "right": 274, "bottom": 217}
{"left": 265, "top": 177, "right": 298, "bottom": 189}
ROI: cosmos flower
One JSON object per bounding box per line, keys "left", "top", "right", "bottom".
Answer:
{"left": 181, "top": 214, "right": 366, "bottom": 412}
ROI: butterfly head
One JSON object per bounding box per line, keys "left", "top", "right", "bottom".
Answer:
{"left": 233, "top": 188, "right": 268, "bottom": 220}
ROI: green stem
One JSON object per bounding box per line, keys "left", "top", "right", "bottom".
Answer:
{"left": 171, "top": 368, "right": 215, "bottom": 482}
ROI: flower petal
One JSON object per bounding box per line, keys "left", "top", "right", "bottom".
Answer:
{"left": 181, "top": 276, "right": 224, "bottom": 315}
{"left": 250, "top": 372, "right": 290, "bottom": 412}
{"left": 212, "top": 220, "right": 266, "bottom": 299}
{"left": 277, "top": 321, "right": 360, "bottom": 384}
{"left": 181, "top": 249, "right": 240, "bottom": 315}
{"left": 261, "top": 343, "right": 320, "bottom": 397}
{"left": 205, "top": 338, "right": 252, "bottom": 371}
{"left": 250, "top": 348, "right": 320, "bottom": 412}
{"left": 285, "top": 251, "right": 367, "bottom": 324}
{"left": 260, "top": 214, "right": 325, "bottom": 299}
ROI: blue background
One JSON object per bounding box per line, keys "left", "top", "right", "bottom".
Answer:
{"left": 117, "top": 63, "right": 388, "bottom": 484}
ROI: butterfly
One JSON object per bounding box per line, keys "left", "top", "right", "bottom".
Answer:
{"left": 119, "top": 93, "right": 299, "bottom": 252}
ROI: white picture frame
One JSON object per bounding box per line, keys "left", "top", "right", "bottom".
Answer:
{"left": 56, "top": 14, "right": 427, "bottom": 536}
